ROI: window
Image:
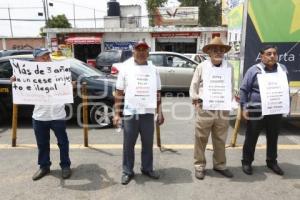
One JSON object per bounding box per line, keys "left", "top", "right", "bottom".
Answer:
{"left": 166, "top": 55, "right": 197, "bottom": 68}
{"left": 149, "top": 55, "right": 164, "bottom": 66}
{"left": 0, "top": 61, "right": 12, "bottom": 78}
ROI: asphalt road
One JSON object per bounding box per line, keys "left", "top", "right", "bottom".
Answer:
{"left": 0, "top": 96, "right": 299, "bottom": 200}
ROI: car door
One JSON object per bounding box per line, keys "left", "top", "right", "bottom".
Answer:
{"left": 0, "top": 60, "right": 14, "bottom": 122}
{"left": 0, "top": 60, "right": 34, "bottom": 120}
{"left": 148, "top": 54, "right": 167, "bottom": 88}
{"left": 164, "top": 54, "right": 198, "bottom": 91}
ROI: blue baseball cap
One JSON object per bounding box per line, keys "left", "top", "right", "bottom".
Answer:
{"left": 33, "top": 48, "right": 50, "bottom": 58}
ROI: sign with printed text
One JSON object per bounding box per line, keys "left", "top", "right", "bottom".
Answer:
{"left": 257, "top": 73, "right": 290, "bottom": 115}
{"left": 10, "top": 59, "right": 73, "bottom": 105}
{"left": 202, "top": 67, "right": 232, "bottom": 111}
{"left": 125, "top": 67, "right": 157, "bottom": 110}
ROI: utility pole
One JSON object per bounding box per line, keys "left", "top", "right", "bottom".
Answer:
{"left": 42, "top": 0, "right": 48, "bottom": 26}
{"left": 94, "top": 8, "right": 96, "bottom": 28}
{"left": 73, "top": 3, "right": 76, "bottom": 28}
{"left": 8, "top": 6, "right": 13, "bottom": 37}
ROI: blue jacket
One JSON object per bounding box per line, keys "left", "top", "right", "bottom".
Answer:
{"left": 239, "top": 62, "right": 288, "bottom": 110}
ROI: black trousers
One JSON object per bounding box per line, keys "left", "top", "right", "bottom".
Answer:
{"left": 242, "top": 110, "right": 282, "bottom": 165}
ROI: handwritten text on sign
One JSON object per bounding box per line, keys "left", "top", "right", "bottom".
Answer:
{"left": 10, "top": 59, "right": 73, "bottom": 105}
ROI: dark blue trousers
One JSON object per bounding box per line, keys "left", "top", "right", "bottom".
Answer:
{"left": 122, "top": 114, "right": 154, "bottom": 175}
{"left": 32, "top": 119, "right": 71, "bottom": 169}
{"left": 242, "top": 111, "right": 282, "bottom": 165}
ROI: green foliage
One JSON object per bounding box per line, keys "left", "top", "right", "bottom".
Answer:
{"left": 46, "top": 14, "right": 72, "bottom": 28}
{"left": 146, "top": 0, "right": 168, "bottom": 26}
{"left": 39, "top": 14, "right": 71, "bottom": 36}
{"left": 177, "top": 0, "right": 221, "bottom": 26}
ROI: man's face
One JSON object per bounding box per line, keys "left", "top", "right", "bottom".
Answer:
{"left": 35, "top": 53, "right": 51, "bottom": 62}
{"left": 207, "top": 46, "right": 226, "bottom": 64}
{"left": 260, "top": 48, "right": 278, "bottom": 67}
{"left": 133, "top": 47, "right": 149, "bottom": 65}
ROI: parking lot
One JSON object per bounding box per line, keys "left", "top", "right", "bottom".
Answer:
{"left": 0, "top": 96, "right": 300, "bottom": 200}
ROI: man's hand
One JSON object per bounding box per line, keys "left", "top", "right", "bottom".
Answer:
{"left": 192, "top": 99, "right": 200, "bottom": 108}
{"left": 242, "top": 110, "right": 249, "bottom": 120}
{"left": 113, "top": 115, "right": 121, "bottom": 127}
{"left": 10, "top": 75, "right": 16, "bottom": 82}
{"left": 156, "top": 112, "right": 164, "bottom": 126}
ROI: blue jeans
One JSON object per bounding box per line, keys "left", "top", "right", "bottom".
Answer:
{"left": 32, "top": 119, "right": 71, "bottom": 169}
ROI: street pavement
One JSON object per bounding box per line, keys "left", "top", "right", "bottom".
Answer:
{"left": 0, "top": 97, "right": 299, "bottom": 200}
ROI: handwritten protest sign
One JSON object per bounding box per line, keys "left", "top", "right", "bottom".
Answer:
{"left": 10, "top": 59, "right": 73, "bottom": 105}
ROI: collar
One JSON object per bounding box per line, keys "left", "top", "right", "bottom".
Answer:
{"left": 260, "top": 62, "right": 278, "bottom": 72}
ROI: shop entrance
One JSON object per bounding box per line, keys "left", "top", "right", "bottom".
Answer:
{"left": 74, "top": 44, "right": 101, "bottom": 63}
{"left": 155, "top": 38, "right": 197, "bottom": 53}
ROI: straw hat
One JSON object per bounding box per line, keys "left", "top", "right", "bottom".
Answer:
{"left": 202, "top": 37, "right": 231, "bottom": 54}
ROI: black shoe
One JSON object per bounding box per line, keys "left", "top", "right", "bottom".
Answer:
{"left": 32, "top": 168, "right": 50, "bottom": 181}
{"left": 141, "top": 170, "right": 160, "bottom": 179}
{"left": 121, "top": 174, "right": 134, "bottom": 185}
{"left": 213, "top": 168, "right": 234, "bottom": 178}
{"left": 267, "top": 164, "right": 284, "bottom": 175}
{"left": 62, "top": 167, "right": 72, "bottom": 179}
{"left": 242, "top": 164, "right": 253, "bottom": 175}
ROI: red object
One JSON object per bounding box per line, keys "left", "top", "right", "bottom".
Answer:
{"left": 65, "top": 37, "right": 102, "bottom": 44}
{"left": 111, "top": 66, "right": 119, "bottom": 74}
{"left": 87, "top": 59, "right": 96, "bottom": 67}
{"left": 151, "top": 32, "right": 201, "bottom": 37}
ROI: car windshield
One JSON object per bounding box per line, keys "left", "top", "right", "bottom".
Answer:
{"left": 98, "top": 51, "right": 122, "bottom": 63}
{"left": 69, "top": 59, "right": 106, "bottom": 78}
{"left": 184, "top": 54, "right": 192, "bottom": 58}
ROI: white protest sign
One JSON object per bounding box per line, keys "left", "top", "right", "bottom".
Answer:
{"left": 125, "top": 65, "right": 157, "bottom": 110}
{"left": 10, "top": 59, "right": 73, "bottom": 105}
{"left": 202, "top": 66, "right": 232, "bottom": 110}
{"left": 257, "top": 72, "right": 290, "bottom": 115}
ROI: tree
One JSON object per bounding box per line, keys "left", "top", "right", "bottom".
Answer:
{"left": 177, "top": 0, "right": 221, "bottom": 26}
{"left": 146, "top": 0, "right": 168, "bottom": 27}
{"left": 40, "top": 14, "right": 71, "bottom": 36}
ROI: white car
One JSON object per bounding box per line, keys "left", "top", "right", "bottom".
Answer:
{"left": 183, "top": 53, "right": 207, "bottom": 63}
{"left": 111, "top": 51, "right": 200, "bottom": 91}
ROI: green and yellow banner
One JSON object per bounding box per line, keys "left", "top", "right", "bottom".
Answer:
{"left": 244, "top": 0, "right": 300, "bottom": 84}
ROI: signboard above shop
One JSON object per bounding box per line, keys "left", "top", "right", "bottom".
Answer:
{"left": 154, "top": 7, "right": 199, "bottom": 26}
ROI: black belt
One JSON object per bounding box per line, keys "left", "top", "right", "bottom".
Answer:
{"left": 198, "top": 99, "right": 203, "bottom": 103}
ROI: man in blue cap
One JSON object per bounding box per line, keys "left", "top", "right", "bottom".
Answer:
{"left": 31, "top": 48, "right": 72, "bottom": 180}
{"left": 11, "top": 48, "right": 72, "bottom": 180}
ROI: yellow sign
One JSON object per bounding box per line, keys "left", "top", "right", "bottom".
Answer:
{"left": 0, "top": 88, "right": 9, "bottom": 93}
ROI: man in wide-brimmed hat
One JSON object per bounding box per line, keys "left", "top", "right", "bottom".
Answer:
{"left": 189, "top": 37, "right": 234, "bottom": 180}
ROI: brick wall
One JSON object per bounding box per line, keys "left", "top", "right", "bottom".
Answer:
{"left": 0, "top": 38, "right": 46, "bottom": 50}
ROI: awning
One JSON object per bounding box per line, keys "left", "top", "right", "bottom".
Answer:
{"left": 65, "top": 36, "right": 101, "bottom": 44}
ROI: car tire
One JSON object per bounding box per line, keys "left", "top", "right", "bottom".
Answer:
{"left": 89, "top": 102, "right": 114, "bottom": 128}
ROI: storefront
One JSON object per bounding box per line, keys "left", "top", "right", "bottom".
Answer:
{"left": 65, "top": 33, "right": 102, "bottom": 63}
{"left": 152, "top": 32, "right": 200, "bottom": 53}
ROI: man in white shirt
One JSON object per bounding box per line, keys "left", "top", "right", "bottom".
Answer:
{"left": 18, "top": 48, "right": 72, "bottom": 181}
{"left": 114, "top": 41, "right": 164, "bottom": 185}
{"left": 189, "top": 37, "right": 234, "bottom": 180}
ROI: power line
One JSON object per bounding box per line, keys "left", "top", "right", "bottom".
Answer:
{"left": 0, "top": 6, "right": 43, "bottom": 9}
{"left": 0, "top": 11, "right": 200, "bottom": 21}
{"left": 51, "top": 0, "right": 106, "bottom": 13}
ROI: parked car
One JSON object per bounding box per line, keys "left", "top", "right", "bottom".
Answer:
{"left": 0, "top": 55, "right": 116, "bottom": 128}
{"left": 111, "top": 51, "right": 199, "bottom": 91}
{"left": 0, "top": 49, "right": 34, "bottom": 58}
{"left": 95, "top": 49, "right": 132, "bottom": 73}
{"left": 183, "top": 53, "right": 207, "bottom": 63}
